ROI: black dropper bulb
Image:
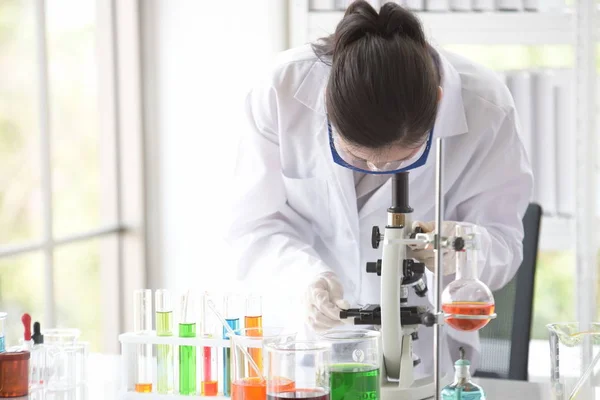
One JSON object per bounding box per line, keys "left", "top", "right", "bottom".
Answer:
{"left": 32, "top": 322, "right": 43, "bottom": 344}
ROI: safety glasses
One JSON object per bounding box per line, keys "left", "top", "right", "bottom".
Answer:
{"left": 327, "top": 119, "right": 433, "bottom": 175}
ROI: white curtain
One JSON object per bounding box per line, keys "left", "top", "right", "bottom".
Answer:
{"left": 142, "top": 0, "right": 286, "bottom": 294}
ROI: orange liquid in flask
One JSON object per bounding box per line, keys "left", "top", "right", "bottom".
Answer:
{"left": 442, "top": 302, "right": 495, "bottom": 331}
{"left": 232, "top": 376, "right": 295, "bottom": 400}
{"left": 245, "top": 315, "right": 263, "bottom": 378}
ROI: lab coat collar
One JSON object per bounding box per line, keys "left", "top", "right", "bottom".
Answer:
{"left": 293, "top": 49, "right": 469, "bottom": 138}
{"left": 294, "top": 61, "right": 329, "bottom": 116}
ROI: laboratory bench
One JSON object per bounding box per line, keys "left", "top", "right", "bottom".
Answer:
{"left": 20, "top": 353, "right": 550, "bottom": 400}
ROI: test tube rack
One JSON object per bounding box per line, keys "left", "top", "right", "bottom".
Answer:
{"left": 119, "top": 332, "right": 259, "bottom": 400}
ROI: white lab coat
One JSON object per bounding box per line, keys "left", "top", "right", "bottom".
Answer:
{"left": 226, "top": 45, "right": 533, "bottom": 376}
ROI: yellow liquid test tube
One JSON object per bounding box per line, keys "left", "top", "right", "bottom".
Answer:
{"left": 155, "top": 290, "right": 174, "bottom": 394}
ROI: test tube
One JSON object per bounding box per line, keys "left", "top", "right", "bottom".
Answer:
{"left": 201, "top": 292, "right": 218, "bottom": 396}
{"left": 155, "top": 289, "right": 174, "bottom": 394}
{"left": 319, "top": 330, "right": 381, "bottom": 400}
{"left": 222, "top": 294, "right": 241, "bottom": 397}
{"left": 179, "top": 290, "right": 197, "bottom": 395}
{"left": 0, "top": 312, "right": 6, "bottom": 353}
{"left": 133, "top": 289, "right": 153, "bottom": 393}
{"left": 245, "top": 295, "right": 263, "bottom": 378}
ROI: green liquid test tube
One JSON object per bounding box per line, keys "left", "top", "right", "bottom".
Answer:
{"left": 179, "top": 291, "right": 197, "bottom": 395}
{"left": 155, "top": 290, "right": 174, "bottom": 394}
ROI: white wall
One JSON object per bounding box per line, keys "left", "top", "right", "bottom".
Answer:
{"left": 141, "top": 0, "right": 287, "bottom": 294}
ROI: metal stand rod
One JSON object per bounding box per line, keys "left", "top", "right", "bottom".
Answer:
{"left": 433, "top": 137, "right": 444, "bottom": 399}
{"left": 575, "top": 0, "right": 598, "bottom": 387}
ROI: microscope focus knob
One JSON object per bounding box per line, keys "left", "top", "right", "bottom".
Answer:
{"left": 366, "top": 260, "right": 382, "bottom": 276}
{"left": 453, "top": 237, "right": 465, "bottom": 251}
{"left": 421, "top": 313, "right": 436, "bottom": 327}
{"left": 371, "top": 226, "right": 382, "bottom": 249}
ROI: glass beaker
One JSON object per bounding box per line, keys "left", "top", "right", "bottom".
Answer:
{"left": 265, "top": 340, "right": 331, "bottom": 400}
{"left": 547, "top": 323, "right": 600, "bottom": 400}
{"left": 228, "top": 327, "right": 297, "bottom": 400}
{"left": 318, "top": 329, "right": 381, "bottom": 400}
{"left": 46, "top": 342, "right": 89, "bottom": 391}
{"left": 441, "top": 224, "right": 496, "bottom": 332}
{"left": 0, "top": 313, "right": 6, "bottom": 353}
{"left": 42, "top": 329, "right": 81, "bottom": 346}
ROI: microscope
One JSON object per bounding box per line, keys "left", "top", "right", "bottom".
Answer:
{"left": 340, "top": 139, "right": 496, "bottom": 400}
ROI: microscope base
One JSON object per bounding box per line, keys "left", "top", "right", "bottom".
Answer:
{"left": 380, "top": 374, "right": 451, "bottom": 400}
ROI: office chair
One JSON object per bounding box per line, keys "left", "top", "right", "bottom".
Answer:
{"left": 473, "top": 203, "right": 543, "bottom": 381}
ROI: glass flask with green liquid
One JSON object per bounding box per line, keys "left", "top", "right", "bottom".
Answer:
{"left": 441, "top": 347, "right": 485, "bottom": 400}
{"left": 319, "top": 329, "right": 381, "bottom": 400}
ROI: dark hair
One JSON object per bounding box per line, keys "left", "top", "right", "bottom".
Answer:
{"left": 312, "top": 1, "right": 441, "bottom": 149}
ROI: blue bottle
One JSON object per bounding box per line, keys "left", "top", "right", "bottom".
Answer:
{"left": 441, "top": 347, "right": 486, "bottom": 400}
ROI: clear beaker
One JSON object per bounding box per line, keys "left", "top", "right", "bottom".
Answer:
{"left": 46, "top": 342, "right": 89, "bottom": 391}
{"left": 42, "top": 329, "right": 81, "bottom": 345}
{"left": 318, "top": 329, "right": 381, "bottom": 400}
{"left": 265, "top": 340, "right": 331, "bottom": 400}
{"left": 0, "top": 313, "right": 6, "bottom": 353}
{"left": 228, "top": 327, "right": 297, "bottom": 400}
{"left": 547, "top": 323, "right": 600, "bottom": 400}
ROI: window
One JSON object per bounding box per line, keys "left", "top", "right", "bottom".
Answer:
{"left": 442, "top": 43, "right": 600, "bottom": 381}
{"left": 0, "top": 0, "right": 145, "bottom": 353}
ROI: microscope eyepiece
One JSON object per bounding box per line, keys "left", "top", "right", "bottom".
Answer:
{"left": 388, "top": 172, "right": 413, "bottom": 214}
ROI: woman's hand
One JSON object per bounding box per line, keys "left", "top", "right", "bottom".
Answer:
{"left": 304, "top": 272, "right": 351, "bottom": 332}
{"left": 411, "top": 221, "right": 460, "bottom": 276}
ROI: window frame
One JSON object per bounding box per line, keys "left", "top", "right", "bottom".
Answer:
{"left": 0, "top": 0, "right": 147, "bottom": 353}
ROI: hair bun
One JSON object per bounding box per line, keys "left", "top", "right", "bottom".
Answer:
{"left": 333, "top": 1, "right": 379, "bottom": 54}
{"left": 333, "top": 1, "right": 426, "bottom": 55}
{"left": 378, "top": 2, "right": 426, "bottom": 45}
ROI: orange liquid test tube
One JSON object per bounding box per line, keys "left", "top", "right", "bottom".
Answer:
{"left": 201, "top": 292, "right": 219, "bottom": 396}
{"left": 133, "top": 289, "right": 153, "bottom": 393}
{"left": 245, "top": 295, "right": 263, "bottom": 378}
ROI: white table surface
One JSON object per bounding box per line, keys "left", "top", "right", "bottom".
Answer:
{"left": 20, "top": 354, "right": 551, "bottom": 400}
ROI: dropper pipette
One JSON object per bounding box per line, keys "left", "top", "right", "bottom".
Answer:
{"left": 206, "top": 299, "right": 265, "bottom": 381}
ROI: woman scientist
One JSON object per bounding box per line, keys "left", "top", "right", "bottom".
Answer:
{"left": 227, "top": 1, "right": 533, "bottom": 375}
